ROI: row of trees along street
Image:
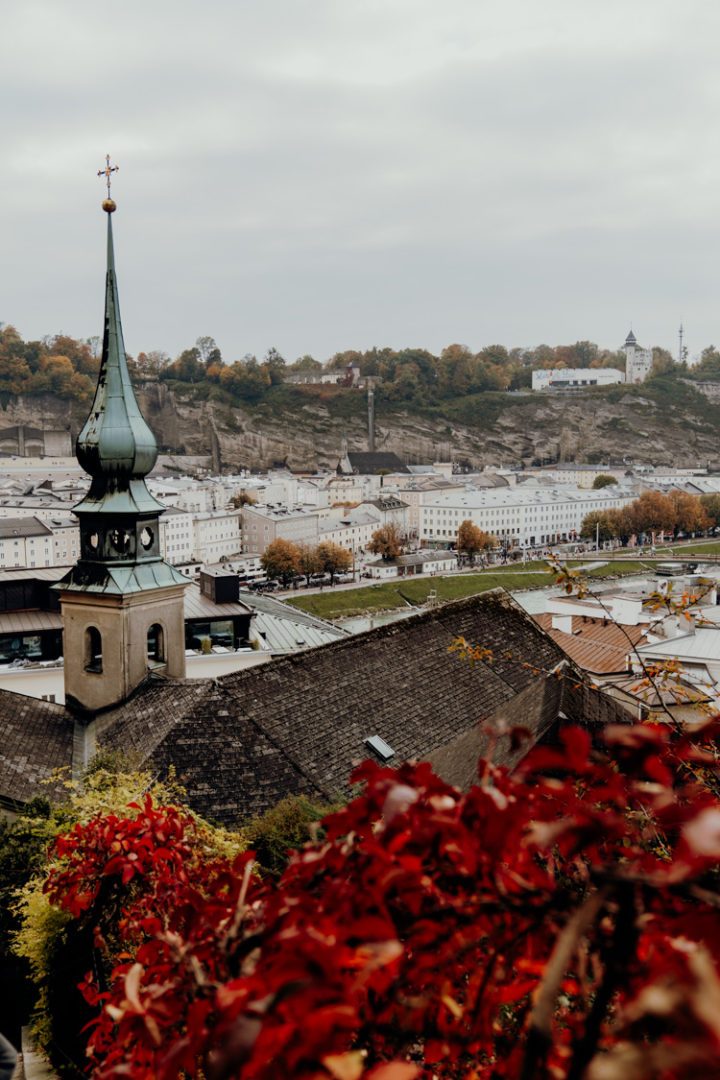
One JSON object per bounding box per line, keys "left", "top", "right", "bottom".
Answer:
{"left": 259, "top": 522, "right": 502, "bottom": 586}
{"left": 580, "top": 490, "right": 720, "bottom": 545}
{"left": 261, "top": 539, "right": 353, "bottom": 586}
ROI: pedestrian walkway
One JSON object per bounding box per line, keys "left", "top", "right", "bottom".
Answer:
{"left": 12, "top": 1030, "right": 56, "bottom": 1080}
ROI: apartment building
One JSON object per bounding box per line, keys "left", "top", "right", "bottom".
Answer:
{"left": 193, "top": 510, "right": 243, "bottom": 563}
{"left": 420, "top": 486, "right": 634, "bottom": 548}
{"left": 241, "top": 505, "right": 319, "bottom": 554}
{"left": 159, "top": 507, "right": 195, "bottom": 564}
{"left": 0, "top": 518, "right": 56, "bottom": 568}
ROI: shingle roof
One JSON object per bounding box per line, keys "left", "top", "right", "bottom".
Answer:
{"left": 97, "top": 591, "right": 580, "bottom": 824}
{"left": 0, "top": 590, "right": 632, "bottom": 824}
{"left": 0, "top": 690, "right": 73, "bottom": 808}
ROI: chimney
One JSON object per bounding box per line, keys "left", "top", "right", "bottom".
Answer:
{"left": 551, "top": 613, "right": 574, "bottom": 635}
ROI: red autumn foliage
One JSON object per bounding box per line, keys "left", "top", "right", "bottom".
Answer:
{"left": 42, "top": 720, "right": 720, "bottom": 1079}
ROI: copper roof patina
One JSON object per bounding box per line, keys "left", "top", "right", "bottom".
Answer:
{"left": 74, "top": 213, "right": 163, "bottom": 517}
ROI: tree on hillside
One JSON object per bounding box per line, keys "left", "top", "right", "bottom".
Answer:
{"left": 690, "top": 345, "right": 720, "bottom": 381}
{"left": 297, "top": 543, "right": 323, "bottom": 586}
{"left": 195, "top": 335, "right": 222, "bottom": 367}
{"left": 263, "top": 347, "right": 286, "bottom": 386}
{"left": 289, "top": 354, "right": 322, "bottom": 373}
{"left": 261, "top": 539, "right": 301, "bottom": 585}
{"left": 317, "top": 541, "right": 352, "bottom": 583}
{"left": 368, "top": 523, "right": 403, "bottom": 562}
{"left": 218, "top": 356, "right": 272, "bottom": 403}
{"left": 165, "top": 346, "right": 204, "bottom": 383}
{"left": 457, "top": 519, "right": 498, "bottom": 564}
{"left": 591, "top": 473, "right": 617, "bottom": 489}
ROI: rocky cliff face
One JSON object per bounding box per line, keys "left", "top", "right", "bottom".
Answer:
{"left": 2, "top": 379, "right": 716, "bottom": 470}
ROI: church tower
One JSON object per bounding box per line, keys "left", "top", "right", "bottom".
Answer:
{"left": 58, "top": 166, "right": 187, "bottom": 712}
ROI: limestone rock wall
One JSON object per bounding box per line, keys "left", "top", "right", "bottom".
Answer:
{"left": 2, "top": 383, "right": 716, "bottom": 471}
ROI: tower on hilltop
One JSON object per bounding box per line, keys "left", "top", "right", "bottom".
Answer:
{"left": 623, "top": 329, "right": 653, "bottom": 384}
{"left": 56, "top": 160, "right": 188, "bottom": 712}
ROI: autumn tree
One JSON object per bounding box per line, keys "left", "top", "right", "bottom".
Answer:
{"left": 630, "top": 490, "right": 677, "bottom": 540}
{"left": 579, "top": 510, "right": 618, "bottom": 544}
{"left": 368, "top": 523, "right": 403, "bottom": 561}
{"left": 591, "top": 473, "right": 617, "bottom": 489}
{"left": 195, "top": 335, "right": 222, "bottom": 367}
{"left": 605, "top": 506, "right": 634, "bottom": 545}
{"left": 231, "top": 491, "right": 257, "bottom": 509}
{"left": 22, "top": 719, "right": 720, "bottom": 1079}
{"left": 317, "top": 541, "right": 353, "bottom": 583}
{"left": 700, "top": 493, "right": 720, "bottom": 530}
{"left": 297, "top": 543, "right": 323, "bottom": 586}
{"left": 260, "top": 539, "right": 301, "bottom": 585}
{"left": 668, "top": 490, "right": 711, "bottom": 537}
{"left": 289, "top": 354, "right": 322, "bottom": 373}
{"left": 456, "top": 519, "right": 497, "bottom": 564}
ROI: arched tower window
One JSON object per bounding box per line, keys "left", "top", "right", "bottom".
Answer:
{"left": 84, "top": 627, "right": 103, "bottom": 673}
{"left": 147, "top": 623, "right": 165, "bottom": 665}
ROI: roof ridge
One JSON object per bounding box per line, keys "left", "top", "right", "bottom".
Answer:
{"left": 215, "top": 680, "right": 335, "bottom": 801}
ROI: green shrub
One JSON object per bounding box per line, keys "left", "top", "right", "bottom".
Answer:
{"left": 245, "top": 795, "right": 339, "bottom": 876}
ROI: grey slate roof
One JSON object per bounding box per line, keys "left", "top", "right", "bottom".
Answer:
{"left": 0, "top": 690, "right": 73, "bottom": 808}
{"left": 96, "top": 590, "right": 592, "bottom": 824}
{"left": 0, "top": 590, "right": 632, "bottom": 824}
{"left": 345, "top": 452, "right": 410, "bottom": 475}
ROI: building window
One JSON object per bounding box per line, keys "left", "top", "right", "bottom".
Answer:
{"left": 147, "top": 623, "right": 165, "bottom": 665}
{"left": 84, "top": 627, "right": 103, "bottom": 673}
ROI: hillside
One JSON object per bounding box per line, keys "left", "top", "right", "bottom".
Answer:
{"left": 2, "top": 375, "right": 717, "bottom": 471}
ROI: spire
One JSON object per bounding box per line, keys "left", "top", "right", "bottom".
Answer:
{"left": 624, "top": 328, "right": 637, "bottom": 347}
{"left": 59, "top": 158, "right": 187, "bottom": 593}
{"left": 74, "top": 184, "right": 162, "bottom": 516}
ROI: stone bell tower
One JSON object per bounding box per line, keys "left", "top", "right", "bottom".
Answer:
{"left": 57, "top": 163, "right": 187, "bottom": 712}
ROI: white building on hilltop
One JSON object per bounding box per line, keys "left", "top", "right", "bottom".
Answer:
{"left": 532, "top": 368, "right": 624, "bottom": 391}
{"left": 623, "top": 330, "right": 653, "bottom": 384}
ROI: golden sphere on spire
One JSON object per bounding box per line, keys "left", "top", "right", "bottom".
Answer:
{"left": 102, "top": 198, "right": 117, "bottom": 213}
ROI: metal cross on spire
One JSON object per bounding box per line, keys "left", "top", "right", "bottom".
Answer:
{"left": 98, "top": 154, "right": 119, "bottom": 198}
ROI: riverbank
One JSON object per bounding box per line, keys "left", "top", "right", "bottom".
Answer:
{"left": 285, "top": 559, "right": 654, "bottom": 620}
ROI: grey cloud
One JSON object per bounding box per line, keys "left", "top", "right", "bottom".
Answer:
{"left": 1, "top": 0, "right": 719, "bottom": 363}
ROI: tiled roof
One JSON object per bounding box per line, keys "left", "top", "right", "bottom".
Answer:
{"left": 98, "top": 591, "right": 585, "bottom": 824}
{"left": 0, "top": 689, "right": 73, "bottom": 807}
{"left": 0, "top": 590, "right": 632, "bottom": 824}
{"left": 533, "top": 613, "right": 646, "bottom": 674}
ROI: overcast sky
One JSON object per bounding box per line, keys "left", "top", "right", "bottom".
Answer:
{"left": 2, "top": 0, "right": 719, "bottom": 364}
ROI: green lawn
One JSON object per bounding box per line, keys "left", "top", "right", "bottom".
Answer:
{"left": 285, "top": 559, "right": 655, "bottom": 620}
{"left": 659, "top": 540, "right": 720, "bottom": 556}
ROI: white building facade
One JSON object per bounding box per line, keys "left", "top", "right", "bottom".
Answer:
{"left": 531, "top": 368, "right": 624, "bottom": 391}
{"left": 420, "top": 486, "right": 635, "bottom": 548}
{"left": 623, "top": 331, "right": 653, "bottom": 384}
